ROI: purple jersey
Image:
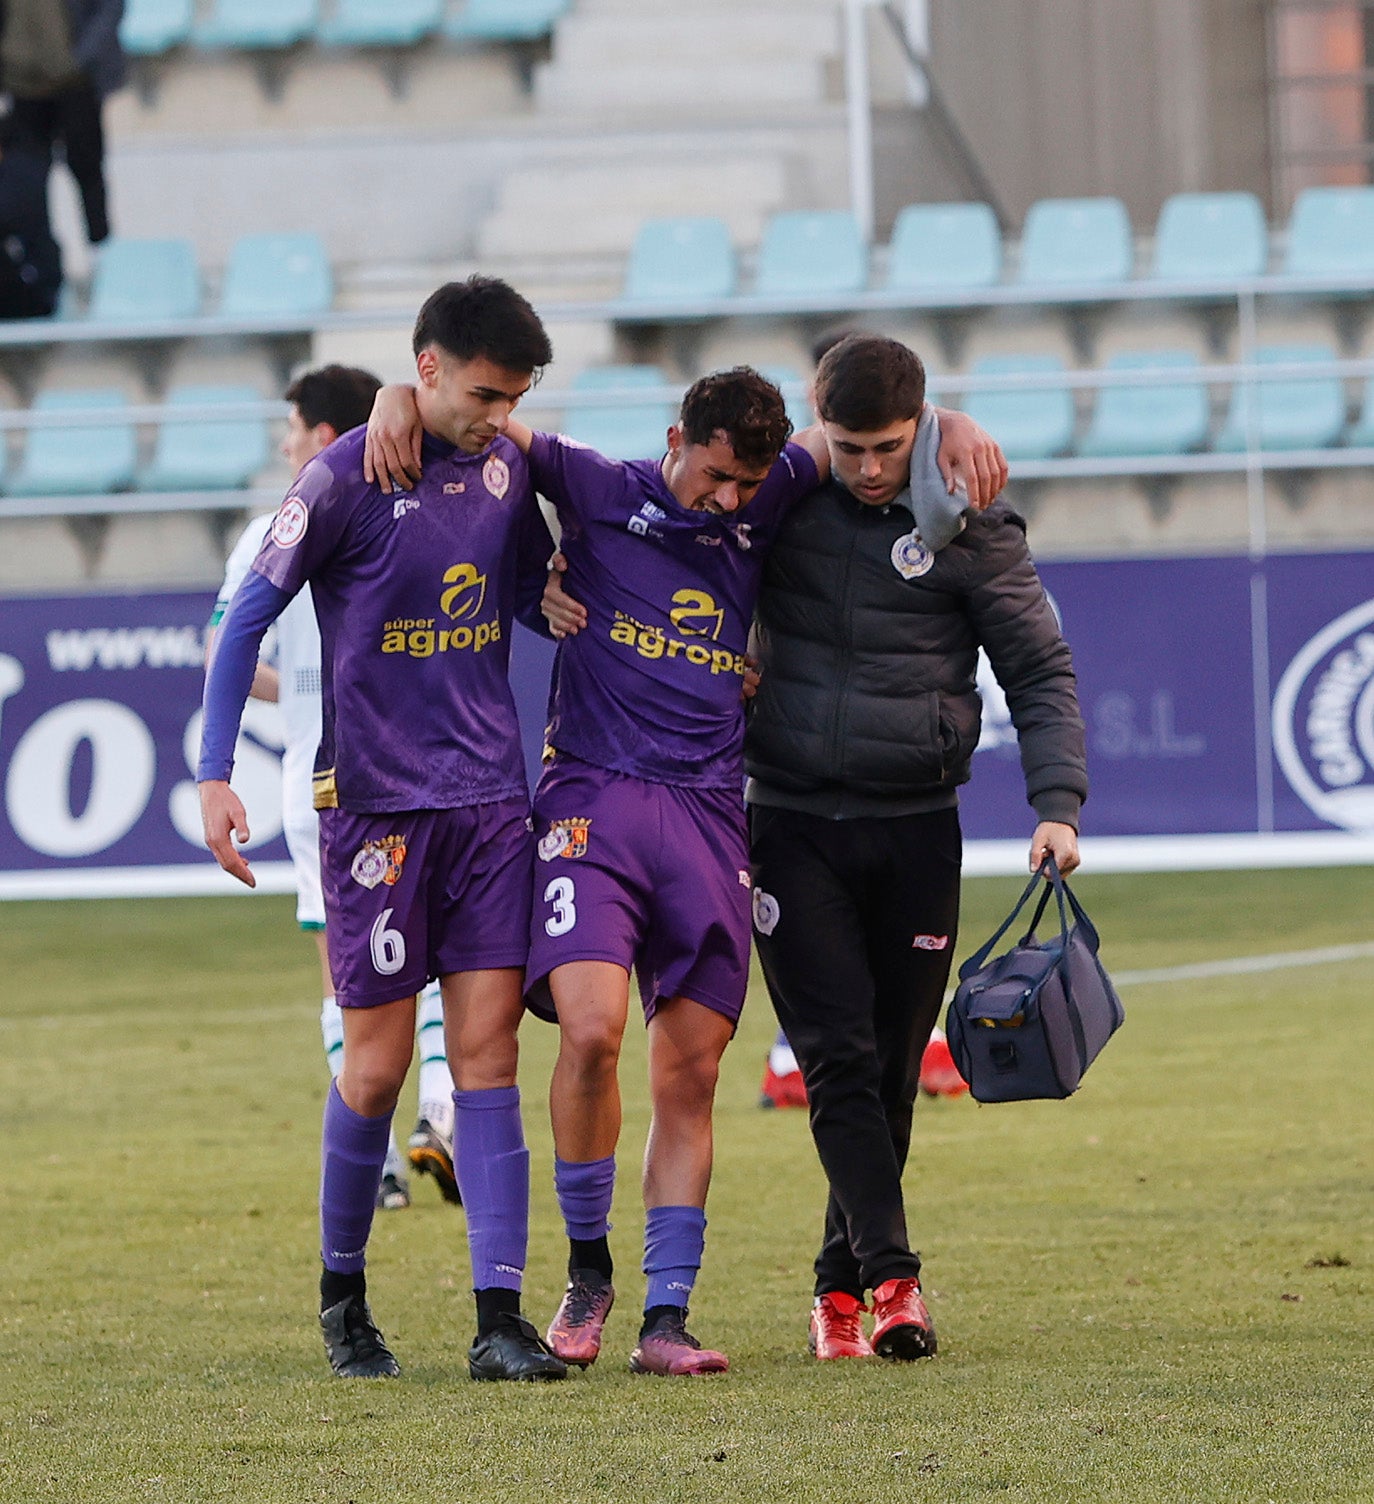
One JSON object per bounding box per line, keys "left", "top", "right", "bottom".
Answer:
{"left": 527, "top": 434, "right": 819, "bottom": 788}
{"left": 251, "top": 427, "right": 554, "bottom": 814}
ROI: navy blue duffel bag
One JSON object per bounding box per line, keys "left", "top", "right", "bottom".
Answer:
{"left": 946, "top": 857, "right": 1123, "bottom": 1103}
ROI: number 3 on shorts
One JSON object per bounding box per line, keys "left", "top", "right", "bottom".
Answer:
{"left": 544, "top": 876, "right": 577, "bottom": 937}
{"left": 370, "top": 907, "right": 407, "bottom": 975}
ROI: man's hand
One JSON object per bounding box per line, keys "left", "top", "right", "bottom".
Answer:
{"left": 741, "top": 654, "right": 761, "bottom": 704}
{"left": 541, "top": 552, "right": 587, "bottom": 640}
{"left": 363, "top": 384, "right": 424, "bottom": 494}
{"left": 1030, "top": 820, "right": 1080, "bottom": 877}
{"left": 932, "top": 408, "right": 1009, "bottom": 510}
{"left": 200, "top": 779, "right": 256, "bottom": 888}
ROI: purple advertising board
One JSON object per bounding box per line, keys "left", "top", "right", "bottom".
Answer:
{"left": 2, "top": 552, "right": 1371, "bottom": 896}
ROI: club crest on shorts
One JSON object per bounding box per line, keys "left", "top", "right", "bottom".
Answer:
{"left": 538, "top": 817, "right": 591, "bottom": 862}
{"left": 351, "top": 835, "right": 407, "bottom": 889}
{"left": 482, "top": 455, "right": 510, "bottom": 500}
{"left": 752, "top": 886, "right": 780, "bottom": 936}
{"left": 892, "top": 530, "right": 934, "bottom": 579}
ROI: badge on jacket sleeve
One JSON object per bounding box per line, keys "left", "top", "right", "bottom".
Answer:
{"left": 891, "top": 529, "right": 934, "bottom": 579}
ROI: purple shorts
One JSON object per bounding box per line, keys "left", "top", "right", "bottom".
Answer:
{"left": 526, "top": 757, "right": 751, "bottom": 1026}
{"left": 319, "top": 799, "right": 532, "bottom": 1009}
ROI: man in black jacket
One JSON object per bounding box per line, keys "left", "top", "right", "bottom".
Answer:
{"left": 745, "top": 334, "right": 1087, "bottom": 1363}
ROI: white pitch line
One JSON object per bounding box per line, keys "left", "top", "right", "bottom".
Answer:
{"left": 1112, "top": 941, "right": 1374, "bottom": 988}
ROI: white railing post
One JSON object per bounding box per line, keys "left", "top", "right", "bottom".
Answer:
{"left": 844, "top": 0, "right": 875, "bottom": 244}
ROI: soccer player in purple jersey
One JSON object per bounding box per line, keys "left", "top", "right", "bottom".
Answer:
{"left": 198, "top": 277, "right": 569, "bottom": 1384}
{"left": 365, "top": 365, "right": 1004, "bottom": 1375}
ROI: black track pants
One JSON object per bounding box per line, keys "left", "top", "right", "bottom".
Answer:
{"left": 749, "top": 804, "right": 961, "bottom": 1297}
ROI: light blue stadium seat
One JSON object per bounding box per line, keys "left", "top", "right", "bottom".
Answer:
{"left": 886, "top": 201, "right": 1002, "bottom": 292}
{"left": 120, "top": 0, "right": 194, "bottom": 54}
{"left": 754, "top": 211, "right": 868, "bottom": 298}
{"left": 194, "top": 0, "right": 318, "bottom": 49}
{"left": 1151, "top": 192, "right": 1268, "bottom": 281}
{"left": 88, "top": 238, "right": 200, "bottom": 322}
{"left": 1215, "top": 344, "right": 1347, "bottom": 451}
{"left": 1284, "top": 186, "right": 1374, "bottom": 279}
{"left": 8, "top": 391, "right": 138, "bottom": 496}
{"left": 1078, "top": 351, "right": 1210, "bottom": 457}
{"left": 757, "top": 365, "right": 813, "bottom": 435}
{"left": 446, "top": 0, "right": 569, "bottom": 41}
{"left": 562, "top": 366, "right": 674, "bottom": 461}
{"left": 1017, "top": 197, "right": 1133, "bottom": 286}
{"left": 220, "top": 232, "right": 333, "bottom": 319}
{"left": 140, "top": 387, "right": 272, "bottom": 491}
{"left": 623, "top": 217, "right": 737, "bottom": 303}
{"left": 317, "top": 0, "right": 443, "bottom": 46}
{"left": 962, "top": 355, "right": 1075, "bottom": 460}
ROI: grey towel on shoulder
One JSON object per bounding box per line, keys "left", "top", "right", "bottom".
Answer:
{"left": 895, "top": 406, "right": 967, "bottom": 550}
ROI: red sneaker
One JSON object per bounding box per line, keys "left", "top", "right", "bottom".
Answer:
{"left": 546, "top": 1269, "right": 614, "bottom": 1368}
{"left": 629, "top": 1309, "right": 729, "bottom": 1376}
{"left": 918, "top": 1030, "right": 969, "bottom": 1098}
{"left": 759, "top": 1062, "right": 808, "bottom": 1109}
{"left": 808, "top": 1291, "right": 873, "bottom": 1360}
{"left": 871, "top": 1277, "right": 938, "bottom": 1360}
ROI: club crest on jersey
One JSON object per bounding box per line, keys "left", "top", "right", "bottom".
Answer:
{"left": 271, "top": 496, "right": 308, "bottom": 548}
{"left": 892, "top": 530, "right": 934, "bottom": 579}
{"left": 912, "top": 933, "right": 949, "bottom": 951}
{"left": 752, "top": 886, "right": 780, "bottom": 936}
{"left": 538, "top": 818, "right": 591, "bottom": 862}
{"left": 351, "top": 835, "right": 407, "bottom": 889}
{"left": 483, "top": 455, "right": 510, "bottom": 500}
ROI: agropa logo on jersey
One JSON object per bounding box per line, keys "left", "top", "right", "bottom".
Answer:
{"left": 439, "top": 563, "right": 487, "bottom": 621}
{"left": 378, "top": 562, "right": 500, "bottom": 658}
{"left": 1272, "top": 597, "right": 1374, "bottom": 832}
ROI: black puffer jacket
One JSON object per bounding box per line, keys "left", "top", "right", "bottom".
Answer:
{"left": 744, "top": 482, "right": 1088, "bottom": 824}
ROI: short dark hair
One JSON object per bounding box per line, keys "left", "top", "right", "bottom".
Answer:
{"left": 809, "top": 324, "right": 864, "bottom": 367}
{"left": 284, "top": 364, "right": 382, "bottom": 436}
{"left": 678, "top": 367, "right": 792, "bottom": 469}
{"left": 412, "top": 275, "right": 553, "bottom": 375}
{"left": 814, "top": 335, "right": 926, "bottom": 431}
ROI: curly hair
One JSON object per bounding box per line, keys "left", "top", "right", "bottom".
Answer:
{"left": 678, "top": 367, "right": 793, "bottom": 469}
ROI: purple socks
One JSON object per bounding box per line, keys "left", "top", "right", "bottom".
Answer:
{"left": 554, "top": 1155, "right": 616, "bottom": 1241}
{"left": 643, "top": 1205, "right": 707, "bottom": 1310}
{"left": 453, "top": 1085, "right": 529, "bottom": 1292}
{"left": 319, "top": 1079, "right": 392, "bottom": 1274}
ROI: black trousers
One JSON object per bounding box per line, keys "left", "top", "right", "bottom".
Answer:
{"left": 749, "top": 803, "right": 962, "bottom": 1298}
{"left": 9, "top": 84, "right": 110, "bottom": 244}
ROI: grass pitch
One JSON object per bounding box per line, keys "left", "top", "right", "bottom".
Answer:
{"left": 1, "top": 867, "right": 1371, "bottom": 1503}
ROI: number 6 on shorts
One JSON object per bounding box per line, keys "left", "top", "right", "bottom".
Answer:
{"left": 544, "top": 876, "right": 577, "bottom": 937}
{"left": 370, "top": 907, "right": 407, "bottom": 975}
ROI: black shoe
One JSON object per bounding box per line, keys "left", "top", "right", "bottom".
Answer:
{"left": 320, "top": 1293, "right": 401, "bottom": 1379}
{"left": 468, "top": 1312, "right": 568, "bottom": 1382}
{"left": 407, "top": 1117, "right": 461, "bottom": 1205}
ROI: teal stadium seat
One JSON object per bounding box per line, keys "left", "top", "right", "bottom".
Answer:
{"left": 623, "top": 217, "right": 737, "bottom": 303}
{"left": 317, "top": 0, "right": 443, "bottom": 46}
{"left": 220, "top": 232, "right": 333, "bottom": 318}
{"left": 1017, "top": 197, "right": 1133, "bottom": 286}
{"left": 757, "top": 365, "right": 813, "bottom": 435}
{"left": 446, "top": 0, "right": 569, "bottom": 41}
{"left": 1151, "top": 192, "right": 1268, "bottom": 281}
{"left": 754, "top": 210, "right": 868, "bottom": 298}
{"left": 89, "top": 238, "right": 200, "bottom": 322}
{"left": 1215, "top": 344, "right": 1347, "bottom": 451}
{"left": 140, "top": 386, "right": 271, "bottom": 491}
{"left": 8, "top": 391, "right": 138, "bottom": 496}
{"left": 119, "top": 0, "right": 194, "bottom": 55}
{"left": 886, "top": 201, "right": 1002, "bottom": 292}
{"left": 1284, "top": 186, "right": 1374, "bottom": 279}
{"left": 1078, "top": 351, "right": 1210, "bottom": 457}
{"left": 194, "top": 0, "right": 318, "bottom": 49}
{"left": 563, "top": 367, "right": 674, "bottom": 461}
{"left": 962, "top": 355, "right": 1074, "bottom": 460}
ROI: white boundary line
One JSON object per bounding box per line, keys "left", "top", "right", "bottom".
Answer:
{"left": 1113, "top": 941, "right": 1374, "bottom": 988}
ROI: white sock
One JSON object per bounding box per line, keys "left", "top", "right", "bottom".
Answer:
{"left": 320, "top": 996, "right": 344, "bottom": 1080}
{"left": 415, "top": 981, "right": 454, "bottom": 1120}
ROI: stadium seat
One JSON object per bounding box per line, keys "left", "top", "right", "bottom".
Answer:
{"left": 1017, "top": 196, "right": 1133, "bottom": 286}
{"left": 88, "top": 238, "right": 200, "bottom": 323}
{"left": 119, "top": 0, "right": 194, "bottom": 55}
{"left": 754, "top": 210, "right": 868, "bottom": 298}
{"left": 220, "top": 232, "right": 333, "bottom": 319}
{"left": 562, "top": 366, "right": 674, "bottom": 461}
{"left": 886, "top": 202, "right": 1002, "bottom": 292}
{"left": 194, "top": 0, "right": 318, "bottom": 50}
{"left": 1215, "top": 344, "right": 1347, "bottom": 451}
{"left": 1284, "top": 186, "right": 1374, "bottom": 279}
{"left": 1345, "top": 377, "right": 1374, "bottom": 447}
{"left": 316, "top": 0, "right": 443, "bottom": 47}
{"left": 623, "top": 217, "right": 737, "bottom": 303}
{"left": 1151, "top": 192, "right": 1268, "bottom": 281}
{"left": 446, "top": 0, "right": 569, "bottom": 41}
{"left": 962, "top": 355, "right": 1075, "bottom": 460}
{"left": 139, "top": 386, "right": 272, "bottom": 491}
{"left": 757, "top": 365, "right": 813, "bottom": 434}
{"left": 1078, "top": 351, "right": 1210, "bottom": 457}
{"left": 7, "top": 391, "right": 138, "bottom": 496}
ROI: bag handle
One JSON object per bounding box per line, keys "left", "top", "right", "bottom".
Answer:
{"left": 957, "top": 854, "right": 1071, "bottom": 980}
